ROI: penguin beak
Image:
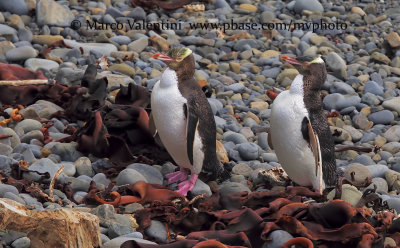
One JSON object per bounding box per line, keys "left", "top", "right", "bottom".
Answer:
{"left": 281, "top": 56, "right": 309, "bottom": 66}
{"left": 152, "top": 53, "right": 175, "bottom": 61}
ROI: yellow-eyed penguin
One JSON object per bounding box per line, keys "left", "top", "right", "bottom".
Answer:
{"left": 151, "top": 47, "right": 227, "bottom": 196}
{"left": 269, "top": 55, "right": 337, "bottom": 194}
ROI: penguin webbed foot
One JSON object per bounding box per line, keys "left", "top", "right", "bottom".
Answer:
{"left": 176, "top": 174, "right": 198, "bottom": 196}
{"left": 165, "top": 168, "right": 188, "bottom": 184}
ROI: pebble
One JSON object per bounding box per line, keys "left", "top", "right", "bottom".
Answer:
{"left": 0, "top": 0, "right": 29, "bottom": 15}
{"left": 293, "top": 0, "right": 323, "bottom": 13}
{"left": 36, "top": 0, "right": 74, "bottom": 27}
{"left": 232, "top": 163, "right": 253, "bottom": 177}
{"left": 383, "top": 126, "right": 400, "bottom": 142}
{"left": 127, "top": 163, "right": 163, "bottom": 185}
{"left": 382, "top": 97, "right": 400, "bottom": 114}
{"left": 15, "top": 119, "right": 43, "bottom": 133}
{"left": 263, "top": 230, "right": 294, "bottom": 248}
{"left": 24, "top": 158, "right": 62, "bottom": 182}
{"left": 223, "top": 131, "right": 248, "bottom": 144}
{"left": 6, "top": 46, "right": 38, "bottom": 62}
{"left": 145, "top": 220, "right": 169, "bottom": 244}
{"left": 368, "top": 110, "right": 394, "bottom": 125}
{"left": 323, "top": 93, "right": 361, "bottom": 111}
{"left": 327, "top": 184, "right": 362, "bottom": 206}
{"left": 191, "top": 179, "right": 212, "bottom": 197}
{"left": 0, "top": 184, "right": 19, "bottom": 198}
{"left": 11, "top": 237, "right": 30, "bottom": 248}
{"left": 324, "top": 52, "right": 347, "bottom": 80}
{"left": 24, "top": 58, "right": 59, "bottom": 71}
{"left": 64, "top": 39, "right": 117, "bottom": 56}
{"left": 237, "top": 142, "right": 260, "bottom": 161}
{"left": 116, "top": 168, "right": 147, "bottom": 186}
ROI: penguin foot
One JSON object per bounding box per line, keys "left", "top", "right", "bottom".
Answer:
{"left": 176, "top": 174, "right": 198, "bottom": 196}
{"left": 165, "top": 168, "right": 188, "bottom": 184}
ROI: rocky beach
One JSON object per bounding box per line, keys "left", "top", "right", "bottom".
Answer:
{"left": 0, "top": 0, "right": 400, "bottom": 247}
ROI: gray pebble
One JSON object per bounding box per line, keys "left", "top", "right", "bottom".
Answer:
{"left": 145, "top": 220, "right": 169, "bottom": 244}
{"left": 11, "top": 237, "right": 30, "bottom": 248}
{"left": 127, "top": 163, "right": 163, "bottom": 185}
{"left": 116, "top": 168, "right": 147, "bottom": 186}
{"left": 263, "top": 230, "right": 294, "bottom": 248}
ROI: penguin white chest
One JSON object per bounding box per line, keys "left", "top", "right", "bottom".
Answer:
{"left": 270, "top": 75, "right": 322, "bottom": 189}
{"left": 151, "top": 68, "right": 191, "bottom": 168}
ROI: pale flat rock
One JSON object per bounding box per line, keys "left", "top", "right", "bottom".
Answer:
{"left": 0, "top": 198, "right": 101, "bottom": 248}
{"left": 25, "top": 58, "right": 59, "bottom": 71}
{"left": 64, "top": 39, "right": 118, "bottom": 56}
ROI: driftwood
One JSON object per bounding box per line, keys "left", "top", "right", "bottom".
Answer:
{"left": 0, "top": 79, "right": 49, "bottom": 86}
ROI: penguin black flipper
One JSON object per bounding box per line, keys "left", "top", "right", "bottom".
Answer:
{"left": 184, "top": 102, "right": 199, "bottom": 165}
{"left": 301, "top": 117, "right": 322, "bottom": 175}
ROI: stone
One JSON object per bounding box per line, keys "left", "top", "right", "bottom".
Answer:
{"left": 276, "top": 69, "right": 299, "bottom": 84}
{"left": 229, "top": 62, "right": 241, "bottom": 74}
{"left": 342, "top": 125, "right": 362, "bottom": 142}
{"left": 64, "top": 39, "right": 117, "bottom": 56}
{"left": 6, "top": 46, "right": 38, "bottom": 62}
{"left": 250, "top": 102, "right": 269, "bottom": 110}
{"left": 75, "top": 157, "right": 94, "bottom": 177}
{"left": 36, "top": 0, "right": 74, "bottom": 27}
{"left": 108, "top": 64, "right": 135, "bottom": 76}
{"left": 116, "top": 169, "right": 147, "bottom": 186}
{"left": 385, "top": 169, "right": 400, "bottom": 188}
{"left": 351, "top": 7, "right": 366, "bottom": 16}
{"left": 25, "top": 58, "right": 59, "bottom": 72}
{"left": 223, "top": 131, "right": 248, "bottom": 144}
{"left": 365, "top": 177, "right": 388, "bottom": 193}
{"left": 0, "top": 0, "right": 29, "bottom": 15}
{"left": 263, "top": 230, "right": 294, "bottom": 248}
{"left": 364, "top": 81, "right": 384, "bottom": 96}
{"left": 145, "top": 220, "right": 168, "bottom": 244}
{"left": 127, "top": 7, "right": 146, "bottom": 20}
{"left": 325, "top": 52, "right": 347, "bottom": 80}
{"left": 216, "top": 140, "right": 229, "bottom": 163}
{"left": 237, "top": 142, "right": 260, "bottom": 160}
{"left": 293, "top": 0, "right": 323, "bottom": 13}
{"left": 238, "top": 4, "right": 257, "bottom": 12}
{"left": 24, "top": 158, "right": 61, "bottom": 182}
{"left": 11, "top": 237, "right": 31, "bottom": 248}
{"left": 344, "top": 35, "right": 359, "bottom": 45}
{"left": 365, "top": 164, "right": 388, "bottom": 178}
{"left": 232, "top": 163, "right": 253, "bottom": 177}
{"left": 386, "top": 32, "right": 400, "bottom": 48}
{"left": 309, "top": 35, "right": 328, "bottom": 45}
{"left": 323, "top": 93, "right": 361, "bottom": 111}
{"left": 261, "top": 50, "right": 281, "bottom": 59}
{"left": 0, "top": 184, "right": 19, "bottom": 198}
{"left": 49, "top": 142, "right": 83, "bottom": 162}
{"left": 0, "top": 24, "right": 17, "bottom": 41}
{"left": 344, "top": 165, "right": 372, "bottom": 184}
{"left": 127, "top": 163, "right": 163, "bottom": 185}
{"left": 327, "top": 184, "right": 362, "bottom": 206}
{"left": 371, "top": 52, "right": 391, "bottom": 64}
{"left": 0, "top": 198, "right": 101, "bottom": 248}
{"left": 103, "top": 237, "right": 156, "bottom": 248}
{"left": 190, "top": 179, "right": 212, "bottom": 197}
{"left": 382, "top": 97, "right": 400, "bottom": 114}
{"left": 127, "top": 37, "right": 148, "bottom": 53}
{"left": 97, "top": 73, "right": 135, "bottom": 90}
{"left": 368, "top": 110, "right": 394, "bottom": 125}
{"left": 353, "top": 113, "right": 373, "bottom": 131}
{"left": 383, "top": 126, "right": 400, "bottom": 142}
{"left": 32, "top": 35, "right": 64, "bottom": 45}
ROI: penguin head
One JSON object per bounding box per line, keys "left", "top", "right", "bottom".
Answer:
{"left": 153, "top": 47, "right": 195, "bottom": 79}
{"left": 281, "top": 55, "right": 327, "bottom": 87}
